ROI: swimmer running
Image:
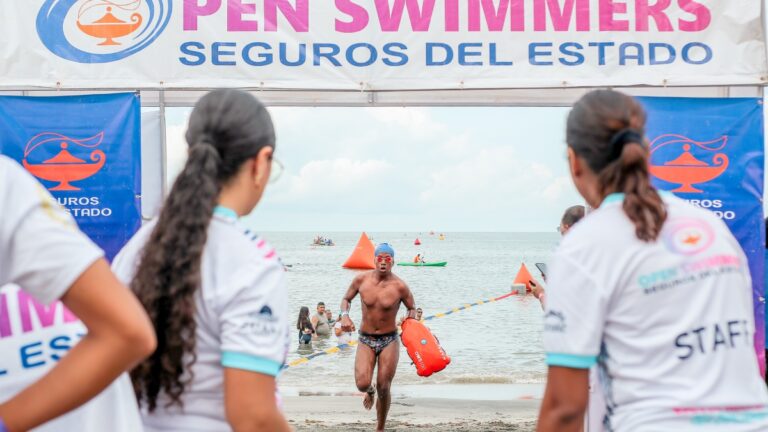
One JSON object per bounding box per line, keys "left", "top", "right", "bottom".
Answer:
{"left": 339, "top": 243, "right": 416, "bottom": 432}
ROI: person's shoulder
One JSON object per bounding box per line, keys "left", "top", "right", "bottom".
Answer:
{"left": 354, "top": 270, "right": 375, "bottom": 284}
{"left": 663, "top": 194, "right": 736, "bottom": 240}
{"left": 0, "top": 155, "right": 25, "bottom": 177}
{"left": 112, "top": 219, "right": 157, "bottom": 273}
{"left": 210, "top": 220, "right": 281, "bottom": 266}
{"left": 663, "top": 194, "right": 719, "bottom": 221}
{"left": 389, "top": 274, "right": 409, "bottom": 290}
{"left": 1, "top": 155, "right": 47, "bottom": 206}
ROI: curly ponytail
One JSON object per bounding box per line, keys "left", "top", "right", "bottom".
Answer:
{"left": 567, "top": 90, "right": 667, "bottom": 242}
{"left": 130, "top": 90, "right": 275, "bottom": 411}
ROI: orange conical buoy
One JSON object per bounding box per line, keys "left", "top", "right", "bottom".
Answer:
{"left": 414, "top": 238, "right": 421, "bottom": 245}
{"left": 513, "top": 263, "right": 539, "bottom": 292}
{"left": 342, "top": 232, "right": 376, "bottom": 269}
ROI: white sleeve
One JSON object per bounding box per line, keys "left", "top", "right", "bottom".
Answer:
{"left": 218, "top": 259, "right": 289, "bottom": 377}
{"left": 543, "top": 251, "right": 608, "bottom": 369}
{"left": 1, "top": 159, "right": 103, "bottom": 305}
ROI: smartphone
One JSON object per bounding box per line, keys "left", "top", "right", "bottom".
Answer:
{"left": 535, "top": 263, "right": 547, "bottom": 279}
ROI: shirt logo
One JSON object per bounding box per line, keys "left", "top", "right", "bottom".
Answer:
{"left": 543, "top": 310, "right": 566, "bottom": 333}
{"left": 649, "top": 134, "right": 729, "bottom": 194}
{"left": 37, "top": 0, "right": 172, "bottom": 64}
{"left": 661, "top": 217, "right": 715, "bottom": 256}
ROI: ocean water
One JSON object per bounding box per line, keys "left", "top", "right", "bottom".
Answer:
{"left": 260, "top": 231, "right": 559, "bottom": 390}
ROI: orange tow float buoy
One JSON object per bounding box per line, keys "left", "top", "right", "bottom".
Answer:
{"left": 400, "top": 318, "right": 450, "bottom": 377}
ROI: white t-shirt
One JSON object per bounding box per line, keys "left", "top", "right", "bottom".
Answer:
{"left": 333, "top": 321, "right": 355, "bottom": 345}
{"left": 0, "top": 155, "right": 142, "bottom": 431}
{"left": 544, "top": 193, "right": 768, "bottom": 432}
{"left": 112, "top": 207, "right": 289, "bottom": 432}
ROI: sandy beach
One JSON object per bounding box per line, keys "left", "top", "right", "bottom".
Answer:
{"left": 284, "top": 394, "right": 540, "bottom": 431}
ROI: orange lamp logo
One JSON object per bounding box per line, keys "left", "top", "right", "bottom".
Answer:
{"left": 22, "top": 132, "right": 107, "bottom": 191}
{"left": 649, "top": 134, "right": 729, "bottom": 194}
{"left": 76, "top": 0, "right": 144, "bottom": 46}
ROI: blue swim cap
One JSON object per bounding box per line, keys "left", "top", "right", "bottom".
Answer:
{"left": 374, "top": 243, "right": 395, "bottom": 258}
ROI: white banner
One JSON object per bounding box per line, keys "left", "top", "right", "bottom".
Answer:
{"left": 1, "top": 0, "right": 765, "bottom": 90}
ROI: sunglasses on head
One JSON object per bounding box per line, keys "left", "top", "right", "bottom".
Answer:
{"left": 376, "top": 256, "right": 392, "bottom": 263}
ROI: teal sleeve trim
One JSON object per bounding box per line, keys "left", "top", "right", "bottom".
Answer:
{"left": 221, "top": 351, "right": 282, "bottom": 377}
{"left": 546, "top": 353, "right": 597, "bottom": 369}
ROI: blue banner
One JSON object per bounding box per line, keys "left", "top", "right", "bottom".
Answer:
{"left": 640, "top": 97, "right": 765, "bottom": 376}
{"left": 0, "top": 93, "right": 141, "bottom": 261}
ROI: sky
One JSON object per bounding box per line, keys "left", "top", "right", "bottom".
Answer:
{"left": 164, "top": 106, "right": 582, "bottom": 232}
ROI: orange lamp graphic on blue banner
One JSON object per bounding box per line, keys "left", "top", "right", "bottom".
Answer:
{"left": 22, "top": 132, "right": 106, "bottom": 191}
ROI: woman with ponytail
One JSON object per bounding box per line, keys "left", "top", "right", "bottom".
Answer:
{"left": 112, "top": 89, "right": 291, "bottom": 431}
{"left": 537, "top": 90, "right": 768, "bottom": 432}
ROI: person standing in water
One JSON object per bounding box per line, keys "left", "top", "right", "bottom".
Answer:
{"left": 334, "top": 314, "right": 356, "bottom": 345}
{"left": 297, "top": 307, "right": 314, "bottom": 345}
{"left": 113, "top": 89, "right": 291, "bottom": 431}
{"left": 311, "top": 302, "right": 331, "bottom": 337}
{"left": 537, "top": 89, "right": 768, "bottom": 431}
{"left": 339, "top": 243, "right": 416, "bottom": 432}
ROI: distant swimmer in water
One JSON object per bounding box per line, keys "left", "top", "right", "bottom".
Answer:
{"left": 339, "top": 243, "right": 416, "bottom": 432}
{"left": 537, "top": 89, "right": 768, "bottom": 432}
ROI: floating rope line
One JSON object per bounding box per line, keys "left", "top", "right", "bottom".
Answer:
{"left": 283, "top": 290, "right": 519, "bottom": 369}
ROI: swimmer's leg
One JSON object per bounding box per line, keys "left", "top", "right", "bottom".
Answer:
{"left": 354, "top": 342, "right": 376, "bottom": 410}
{"left": 375, "top": 341, "right": 399, "bottom": 432}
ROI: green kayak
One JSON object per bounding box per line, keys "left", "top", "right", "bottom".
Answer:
{"left": 397, "top": 262, "right": 447, "bottom": 267}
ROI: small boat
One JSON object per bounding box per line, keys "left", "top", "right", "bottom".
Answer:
{"left": 397, "top": 262, "right": 447, "bottom": 267}
{"left": 311, "top": 236, "right": 335, "bottom": 246}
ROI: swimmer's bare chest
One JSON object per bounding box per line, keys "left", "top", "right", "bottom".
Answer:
{"left": 358, "top": 276, "right": 403, "bottom": 334}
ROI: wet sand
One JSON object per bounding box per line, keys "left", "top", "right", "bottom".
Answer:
{"left": 284, "top": 395, "right": 540, "bottom": 431}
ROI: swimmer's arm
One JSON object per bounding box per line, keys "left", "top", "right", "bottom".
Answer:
{"left": 536, "top": 366, "right": 588, "bottom": 432}
{"left": 340, "top": 274, "right": 364, "bottom": 314}
{"left": 400, "top": 283, "right": 417, "bottom": 319}
{"left": 340, "top": 275, "right": 363, "bottom": 330}
{"left": 225, "top": 368, "right": 290, "bottom": 432}
{"left": 0, "top": 259, "right": 157, "bottom": 432}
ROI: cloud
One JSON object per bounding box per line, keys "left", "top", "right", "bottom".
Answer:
{"left": 161, "top": 106, "right": 580, "bottom": 231}
{"left": 366, "top": 107, "right": 442, "bottom": 139}
{"left": 265, "top": 157, "right": 413, "bottom": 212}
{"left": 542, "top": 176, "right": 575, "bottom": 203}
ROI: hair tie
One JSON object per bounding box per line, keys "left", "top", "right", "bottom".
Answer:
{"left": 194, "top": 134, "right": 220, "bottom": 156}
{"left": 609, "top": 128, "right": 643, "bottom": 160}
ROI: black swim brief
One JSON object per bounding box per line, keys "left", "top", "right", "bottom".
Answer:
{"left": 358, "top": 331, "right": 399, "bottom": 356}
